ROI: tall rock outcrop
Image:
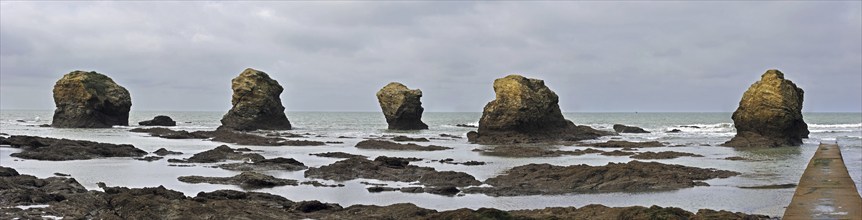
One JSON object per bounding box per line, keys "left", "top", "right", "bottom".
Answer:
{"left": 219, "top": 68, "right": 292, "bottom": 131}
{"left": 376, "top": 82, "right": 428, "bottom": 130}
{"left": 723, "top": 69, "right": 808, "bottom": 148}
{"left": 51, "top": 71, "right": 132, "bottom": 128}
{"left": 467, "top": 75, "right": 613, "bottom": 144}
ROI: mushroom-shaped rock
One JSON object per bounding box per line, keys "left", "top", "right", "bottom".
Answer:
{"left": 376, "top": 82, "right": 428, "bottom": 130}
{"left": 219, "top": 68, "right": 292, "bottom": 131}
{"left": 468, "top": 75, "right": 613, "bottom": 144}
{"left": 51, "top": 71, "right": 132, "bottom": 128}
{"left": 723, "top": 69, "right": 808, "bottom": 148}
{"left": 138, "top": 115, "right": 177, "bottom": 126}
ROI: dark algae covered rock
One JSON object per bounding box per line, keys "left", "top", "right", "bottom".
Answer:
{"left": 0, "top": 166, "right": 88, "bottom": 207}
{"left": 0, "top": 135, "right": 146, "bottom": 160}
{"left": 138, "top": 115, "right": 176, "bottom": 126}
{"left": 305, "top": 156, "right": 480, "bottom": 187}
{"left": 172, "top": 145, "right": 264, "bottom": 163}
{"left": 130, "top": 127, "right": 325, "bottom": 146}
{"left": 51, "top": 71, "right": 131, "bottom": 128}
{"left": 0, "top": 167, "right": 772, "bottom": 219}
{"left": 178, "top": 172, "right": 299, "bottom": 189}
{"left": 464, "top": 161, "right": 738, "bottom": 196}
{"left": 376, "top": 82, "right": 429, "bottom": 130}
{"left": 468, "top": 75, "right": 613, "bottom": 144}
{"left": 219, "top": 68, "right": 292, "bottom": 131}
{"left": 355, "top": 139, "right": 451, "bottom": 151}
{"left": 613, "top": 124, "right": 650, "bottom": 133}
{"left": 724, "top": 69, "right": 808, "bottom": 148}
{"left": 217, "top": 157, "right": 308, "bottom": 171}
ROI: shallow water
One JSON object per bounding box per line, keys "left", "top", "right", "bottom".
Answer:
{"left": 1, "top": 111, "right": 860, "bottom": 216}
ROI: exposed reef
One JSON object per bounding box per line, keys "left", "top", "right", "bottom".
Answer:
{"left": 0, "top": 135, "right": 146, "bottom": 161}
{"left": 129, "top": 127, "right": 325, "bottom": 146}
{"left": 580, "top": 140, "right": 665, "bottom": 148}
{"left": 217, "top": 157, "right": 307, "bottom": 171}
{"left": 464, "top": 161, "right": 738, "bottom": 196}
{"left": 474, "top": 145, "right": 605, "bottom": 157}
{"left": 178, "top": 172, "right": 299, "bottom": 189}
{"left": 138, "top": 115, "right": 177, "bottom": 126}
{"left": 305, "top": 156, "right": 480, "bottom": 187}
{"left": 355, "top": 140, "right": 451, "bottom": 151}
{"left": 0, "top": 166, "right": 771, "bottom": 219}
{"left": 169, "top": 145, "right": 264, "bottom": 163}
{"left": 630, "top": 151, "right": 704, "bottom": 160}
{"left": 309, "top": 152, "right": 367, "bottom": 159}
{"left": 613, "top": 124, "right": 650, "bottom": 133}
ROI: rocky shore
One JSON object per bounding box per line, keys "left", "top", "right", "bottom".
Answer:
{"left": 0, "top": 135, "right": 146, "bottom": 160}
{"left": 464, "top": 161, "right": 739, "bottom": 196}
{"left": 178, "top": 172, "right": 299, "bottom": 189}
{"left": 138, "top": 115, "right": 177, "bottom": 126}
{"left": 473, "top": 145, "right": 605, "bottom": 157}
{"left": 580, "top": 140, "right": 666, "bottom": 148}
{"left": 130, "top": 127, "right": 325, "bottom": 146}
{"left": 305, "top": 156, "right": 481, "bottom": 188}
{"left": 354, "top": 140, "right": 452, "bottom": 151}
{"left": 168, "top": 145, "right": 264, "bottom": 164}
{"left": 0, "top": 166, "right": 772, "bottom": 219}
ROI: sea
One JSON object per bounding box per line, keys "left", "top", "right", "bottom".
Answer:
{"left": 1, "top": 111, "right": 860, "bottom": 217}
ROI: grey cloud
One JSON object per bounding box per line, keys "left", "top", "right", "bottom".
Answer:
{"left": 1, "top": 1, "right": 859, "bottom": 112}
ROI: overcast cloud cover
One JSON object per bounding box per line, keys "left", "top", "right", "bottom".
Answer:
{"left": 1, "top": 1, "right": 860, "bottom": 112}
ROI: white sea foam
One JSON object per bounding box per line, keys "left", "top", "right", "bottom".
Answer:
{"left": 808, "top": 123, "right": 862, "bottom": 133}
{"left": 16, "top": 204, "right": 50, "bottom": 210}
{"left": 808, "top": 123, "right": 862, "bottom": 129}
{"left": 670, "top": 123, "right": 735, "bottom": 133}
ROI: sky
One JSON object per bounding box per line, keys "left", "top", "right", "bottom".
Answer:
{"left": 1, "top": 1, "right": 860, "bottom": 112}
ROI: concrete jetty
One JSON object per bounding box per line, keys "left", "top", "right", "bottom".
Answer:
{"left": 784, "top": 143, "right": 862, "bottom": 220}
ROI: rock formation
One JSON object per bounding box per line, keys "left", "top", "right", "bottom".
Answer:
{"left": 138, "top": 115, "right": 176, "bottom": 126}
{"left": 51, "top": 71, "right": 132, "bottom": 128}
{"left": 0, "top": 135, "right": 146, "bottom": 161}
{"left": 178, "top": 172, "right": 299, "bottom": 189}
{"left": 723, "top": 69, "right": 808, "bottom": 148}
{"left": 376, "top": 82, "right": 428, "bottom": 130}
{"left": 463, "top": 161, "right": 738, "bottom": 196}
{"left": 219, "top": 68, "right": 292, "bottom": 131}
{"left": 169, "top": 145, "right": 264, "bottom": 163}
{"left": 354, "top": 140, "right": 452, "bottom": 151}
{"left": 0, "top": 166, "right": 771, "bottom": 219}
{"left": 304, "top": 156, "right": 480, "bottom": 187}
{"left": 467, "top": 75, "right": 613, "bottom": 144}
{"left": 613, "top": 124, "right": 650, "bottom": 133}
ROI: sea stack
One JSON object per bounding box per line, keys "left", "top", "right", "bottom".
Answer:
{"left": 219, "top": 68, "right": 292, "bottom": 131}
{"left": 467, "top": 74, "right": 612, "bottom": 144}
{"left": 51, "top": 71, "right": 131, "bottom": 128}
{"left": 376, "top": 82, "right": 428, "bottom": 130}
{"left": 723, "top": 69, "right": 808, "bottom": 148}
